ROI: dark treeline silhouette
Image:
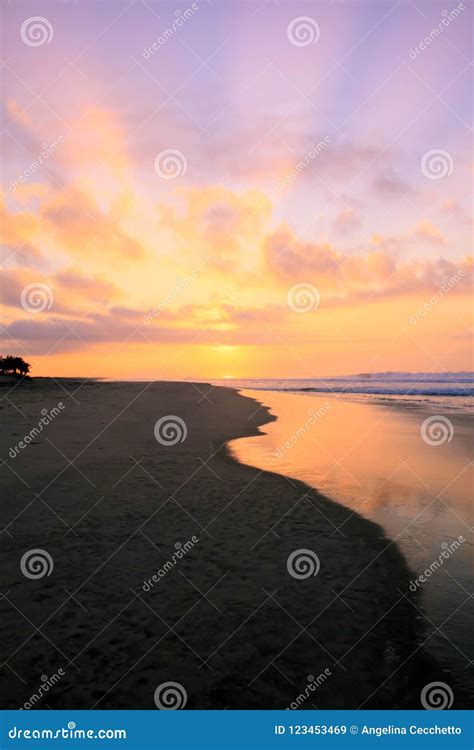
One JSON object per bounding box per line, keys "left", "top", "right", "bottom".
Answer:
{"left": 0, "top": 356, "right": 31, "bottom": 377}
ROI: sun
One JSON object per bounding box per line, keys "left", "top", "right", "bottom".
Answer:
{"left": 213, "top": 346, "right": 238, "bottom": 354}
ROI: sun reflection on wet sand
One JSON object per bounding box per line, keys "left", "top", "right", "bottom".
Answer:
{"left": 230, "top": 389, "right": 473, "bottom": 699}
{"left": 231, "top": 391, "right": 472, "bottom": 522}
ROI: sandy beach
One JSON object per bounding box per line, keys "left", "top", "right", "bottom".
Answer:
{"left": 0, "top": 380, "right": 463, "bottom": 709}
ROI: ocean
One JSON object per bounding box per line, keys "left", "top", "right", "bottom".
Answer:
{"left": 212, "top": 372, "right": 474, "bottom": 411}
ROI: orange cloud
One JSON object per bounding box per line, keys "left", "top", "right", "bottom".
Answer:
{"left": 414, "top": 220, "right": 447, "bottom": 246}
{"left": 6, "top": 99, "right": 32, "bottom": 129}
{"left": 161, "top": 186, "right": 272, "bottom": 272}
{"left": 0, "top": 267, "right": 119, "bottom": 319}
{"left": 42, "top": 189, "right": 145, "bottom": 261}
{"left": 265, "top": 225, "right": 471, "bottom": 303}
{"left": 0, "top": 196, "right": 39, "bottom": 248}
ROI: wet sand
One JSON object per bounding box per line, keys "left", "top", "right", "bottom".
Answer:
{"left": 0, "top": 380, "right": 457, "bottom": 709}
{"left": 231, "top": 389, "right": 473, "bottom": 706}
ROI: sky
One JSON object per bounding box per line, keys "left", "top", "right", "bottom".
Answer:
{"left": 0, "top": 0, "right": 472, "bottom": 379}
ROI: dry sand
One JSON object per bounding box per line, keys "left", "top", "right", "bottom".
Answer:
{"left": 0, "top": 380, "right": 449, "bottom": 709}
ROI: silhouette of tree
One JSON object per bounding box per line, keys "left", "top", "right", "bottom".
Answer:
{"left": 0, "top": 356, "right": 31, "bottom": 377}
